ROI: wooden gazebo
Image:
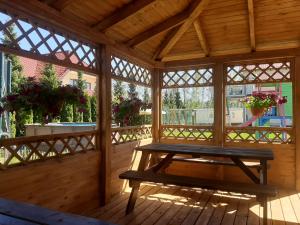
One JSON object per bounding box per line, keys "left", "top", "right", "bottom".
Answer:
{"left": 0, "top": 0, "right": 300, "bottom": 224}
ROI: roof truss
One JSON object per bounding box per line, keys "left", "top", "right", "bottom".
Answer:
{"left": 158, "top": 0, "right": 211, "bottom": 58}
{"left": 92, "top": 0, "right": 155, "bottom": 31}
{"left": 193, "top": 19, "right": 209, "bottom": 56}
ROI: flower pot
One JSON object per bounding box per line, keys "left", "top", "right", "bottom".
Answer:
{"left": 250, "top": 107, "right": 265, "bottom": 117}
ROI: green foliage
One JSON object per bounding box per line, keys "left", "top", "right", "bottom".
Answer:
{"left": 1, "top": 24, "right": 28, "bottom": 136}
{"left": 175, "top": 91, "right": 183, "bottom": 109}
{"left": 0, "top": 79, "right": 87, "bottom": 125}
{"left": 76, "top": 71, "right": 85, "bottom": 91}
{"left": 60, "top": 103, "right": 73, "bottom": 122}
{"left": 128, "top": 83, "right": 137, "bottom": 99}
{"left": 40, "top": 64, "right": 61, "bottom": 88}
{"left": 73, "top": 71, "right": 85, "bottom": 122}
{"left": 90, "top": 95, "right": 97, "bottom": 122}
{"left": 15, "top": 110, "right": 33, "bottom": 137}
{"left": 241, "top": 93, "right": 287, "bottom": 109}
{"left": 112, "top": 97, "right": 151, "bottom": 126}
{"left": 143, "top": 88, "right": 150, "bottom": 104}
{"left": 113, "top": 80, "right": 125, "bottom": 103}
{"left": 83, "top": 95, "right": 91, "bottom": 122}
{"left": 168, "top": 91, "right": 176, "bottom": 109}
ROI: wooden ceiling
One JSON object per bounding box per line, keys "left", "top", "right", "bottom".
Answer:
{"left": 17, "top": 0, "right": 300, "bottom": 63}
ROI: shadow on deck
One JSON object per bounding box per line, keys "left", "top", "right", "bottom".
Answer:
{"left": 82, "top": 184, "right": 300, "bottom": 225}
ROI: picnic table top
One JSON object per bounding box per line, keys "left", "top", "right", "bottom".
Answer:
{"left": 135, "top": 143, "right": 274, "bottom": 160}
{"left": 0, "top": 198, "right": 115, "bottom": 225}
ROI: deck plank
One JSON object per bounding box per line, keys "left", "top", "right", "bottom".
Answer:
{"left": 83, "top": 185, "right": 299, "bottom": 225}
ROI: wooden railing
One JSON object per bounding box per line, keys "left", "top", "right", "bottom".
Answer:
{"left": 0, "top": 131, "right": 97, "bottom": 169}
{"left": 160, "top": 125, "right": 214, "bottom": 143}
{"left": 225, "top": 126, "right": 294, "bottom": 144}
{"left": 111, "top": 125, "right": 152, "bottom": 145}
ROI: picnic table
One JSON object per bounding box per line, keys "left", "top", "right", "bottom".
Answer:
{"left": 0, "top": 198, "right": 115, "bottom": 225}
{"left": 119, "top": 143, "right": 277, "bottom": 225}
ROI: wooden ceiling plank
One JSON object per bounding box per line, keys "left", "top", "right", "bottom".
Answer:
{"left": 42, "top": 0, "right": 57, "bottom": 5}
{"left": 127, "top": 11, "right": 188, "bottom": 47}
{"left": 92, "top": 0, "right": 155, "bottom": 31}
{"left": 50, "top": 0, "right": 75, "bottom": 11}
{"left": 0, "top": 0, "right": 160, "bottom": 67}
{"left": 158, "top": 0, "right": 211, "bottom": 58}
{"left": 193, "top": 19, "right": 209, "bottom": 56}
{"left": 247, "top": 0, "right": 256, "bottom": 51}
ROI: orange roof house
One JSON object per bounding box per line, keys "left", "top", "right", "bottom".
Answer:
{"left": 19, "top": 54, "right": 96, "bottom": 96}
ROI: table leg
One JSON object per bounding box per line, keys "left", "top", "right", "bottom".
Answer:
{"left": 260, "top": 159, "right": 267, "bottom": 185}
{"left": 125, "top": 152, "right": 150, "bottom": 214}
{"left": 260, "top": 159, "right": 268, "bottom": 225}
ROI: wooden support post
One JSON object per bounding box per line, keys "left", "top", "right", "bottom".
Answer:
{"left": 214, "top": 62, "right": 224, "bottom": 180}
{"left": 152, "top": 68, "right": 161, "bottom": 143}
{"left": 295, "top": 56, "right": 300, "bottom": 191}
{"left": 97, "top": 44, "right": 112, "bottom": 205}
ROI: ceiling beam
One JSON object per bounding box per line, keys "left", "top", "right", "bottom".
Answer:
{"left": 164, "top": 48, "right": 300, "bottom": 67}
{"left": 48, "top": 0, "right": 75, "bottom": 11}
{"left": 92, "top": 0, "right": 155, "bottom": 31}
{"left": 152, "top": 26, "right": 180, "bottom": 60}
{"left": 126, "top": 0, "right": 209, "bottom": 48}
{"left": 193, "top": 19, "right": 209, "bottom": 56}
{"left": 158, "top": 0, "right": 210, "bottom": 58}
{"left": 127, "top": 9, "right": 189, "bottom": 47}
{"left": 247, "top": 0, "right": 256, "bottom": 51}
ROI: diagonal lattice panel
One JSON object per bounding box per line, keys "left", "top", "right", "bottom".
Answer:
{"left": 226, "top": 60, "right": 291, "bottom": 85}
{"left": 111, "top": 56, "right": 152, "bottom": 87}
{"left": 163, "top": 67, "right": 214, "bottom": 88}
{"left": 111, "top": 125, "right": 152, "bottom": 145}
{"left": 160, "top": 125, "right": 214, "bottom": 142}
{"left": 225, "top": 127, "right": 294, "bottom": 144}
{"left": 0, "top": 131, "right": 97, "bottom": 169}
{"left": 0, "top": 10, "right": 97, "bottom": 72}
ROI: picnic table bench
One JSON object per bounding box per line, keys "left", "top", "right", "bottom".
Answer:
{"left": 119, "top": 143, "right": 277, "bottom": 225}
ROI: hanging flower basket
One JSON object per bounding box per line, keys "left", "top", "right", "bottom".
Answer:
{"left": 241, "top": 92, "right": 287, "bottom": 118}
{"left": 0, "top": 78, "right": 87, "bottom": 124}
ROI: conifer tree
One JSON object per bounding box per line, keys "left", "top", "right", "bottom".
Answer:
{"left": 113, "top": 80, "right": 125, "bottom": 103}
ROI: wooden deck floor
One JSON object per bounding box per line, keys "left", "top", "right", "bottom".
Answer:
{"left": 84, "top": 184, "right": 300, "bottom": 225}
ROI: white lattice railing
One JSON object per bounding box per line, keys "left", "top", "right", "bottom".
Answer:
{"left": 225, "top": 126, "right": 294, "bottom": 144}
{"left": 0, "top": 131, "right": 97, "bottom": 169}
{"left": 111, "top": 125, "right": 152, "bottom": 145}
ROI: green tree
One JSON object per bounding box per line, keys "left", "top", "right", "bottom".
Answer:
{"left": 60, "top": 104, "right": 73, "bottom": 122}
{"left": 169, "top": 91, "right": 176, "bottom": 109}
{"left": 83, "top": 95, "right": 91, "bottom": 122}
{"left": 163, "top": 91, "right": 169, "bottom": 108}
{"left": 90, "top": 95, "right": 97, "bottom": 122}
{"left": 73, "top": 71, "right": 85, "bottom": 122}
{"left": 40, "top": 64, "right": 61, "bottom": 88}
{"left": 128, "top": 83, "right": 137, "bottom": 99}
{"left": 175, "top": 91, "right": 183, "bottom": 109}
{"left": 2, "top": 24, "right": 29, "bottom": 137}
{"left": 113, "top": 80, "right": 125, "bottom": 103}
{"left": 143, "top": 88, "right": 150, "bottom": 104}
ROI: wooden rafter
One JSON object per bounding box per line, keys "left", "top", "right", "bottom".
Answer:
{"left": 48, "top": 0, "right": 75, "bottom": 11}
{"left": 159, "top": 0, "right": 210, "bottom": 58}
{"left": 152, "top": 26, "right": 180, "bottom": 60}
{"left": 127, "top": 10, "right": 189, "bottom": 47}
{"left": 247, "top": 0, "right": 256, "bottom": 51}
{"left": 193, "top": 19, "right": 209, "bottom": 56}
{"left": 92, "top": 0, "right": 155, "bottom": 31}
